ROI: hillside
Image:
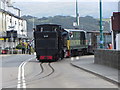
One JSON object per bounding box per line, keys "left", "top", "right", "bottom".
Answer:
{"left": 22, "top": 15, "right": 110, "bottom": 38}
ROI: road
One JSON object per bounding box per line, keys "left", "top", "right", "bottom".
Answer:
{"left": 1, "top": 55, "right": 118, "bottom": 88}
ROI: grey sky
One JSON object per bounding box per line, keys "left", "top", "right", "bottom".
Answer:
{"left": 13, "top": 1, "right": 119, "bottom": 18}
{"left": 12, "top": 0, "right": 119, "bottom": 2}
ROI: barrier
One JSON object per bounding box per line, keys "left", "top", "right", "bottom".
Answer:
{"left": 94, "top": 49, "right": 120, "bottom": 69}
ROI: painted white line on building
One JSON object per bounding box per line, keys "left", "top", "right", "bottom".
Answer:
{"left": 17, "top": 57, "right": 35, "bottom": 88}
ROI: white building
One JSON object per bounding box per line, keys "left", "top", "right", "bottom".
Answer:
{"left": 0, "top": 0, "right": 27, "bottom": 49}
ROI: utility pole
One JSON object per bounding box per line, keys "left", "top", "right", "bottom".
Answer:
{"left": 99, "top": 0, "right": 104, "bottom": 48}
{"left": 76, "top": 0, "right": 79, "bottom": 26}
{"left": 33, "top": 17, "right": 35, "bottom": 29}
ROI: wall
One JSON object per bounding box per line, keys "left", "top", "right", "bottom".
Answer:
{"left": 116, "top": 33, "right": 120, "bottom": 50}
{"left": 0, "top": 11, "right": 2, "bottom": 35}
{"left": 94, "top": 49, "right": 120, "bottom": 69}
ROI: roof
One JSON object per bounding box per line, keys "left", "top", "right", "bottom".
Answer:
{"left": 87, "top": 31, "right": 111, "bottom": 35}
{"left": 64, "top": 29, "right": 86, "bottom": 33}
{"left": 87, "top": 30, "right": 111, "bottom": 34}
{"left": 0, "top": 9, "right": 25, "bottom": 20}
{"left": 37, "top": 24, "right": 61, "bottom": 27}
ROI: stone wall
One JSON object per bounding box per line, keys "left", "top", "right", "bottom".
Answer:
{"left": 94, "top": 49, "right": 120, "bottom": 69}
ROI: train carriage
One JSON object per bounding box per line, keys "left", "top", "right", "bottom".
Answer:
{"left": 65, "top": 29, "right": 88, "bottom": 57}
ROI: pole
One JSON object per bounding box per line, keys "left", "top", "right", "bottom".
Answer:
{"left": 11, "top": 31, "right": 13, "bottom": 54}
{"left": 33, "top": 17, "right": 35, "bottom": 28}
{"left": 99, "top": 0, "right": 104, "bottom": 48}
{"left": 76, "top": 0, "right": 79, "bottom": 26}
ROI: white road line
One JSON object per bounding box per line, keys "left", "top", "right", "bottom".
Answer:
{"left": 22, "top": 62, "right": 27, "bottom": 88}
{"left": 17, "top": 57, "right": 35, "bottom": 88}
{"left": 17, "top": 62, "right": 24, "bottom": 88}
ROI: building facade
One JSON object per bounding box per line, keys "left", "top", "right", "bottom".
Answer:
{"left": 0, "top": 0, "right": 27, "bottom": 49}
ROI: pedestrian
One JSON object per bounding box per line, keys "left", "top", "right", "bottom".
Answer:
{"left": 22, "top": 42, "right": 26, "bottom": 54}
{"left": 27, "top": 43, "right": 31, "bottom": 54}
{"left": 107, "top": 43, "right": 112, "bottom": 49}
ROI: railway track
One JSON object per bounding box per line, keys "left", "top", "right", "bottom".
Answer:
{"left": 38, "top": 62, "right": 55, "bottom": 79}
{"left": 26, "top": 62, "right": 55, "bottom": 85}
{"left": 3, "top": 60, "right": 55, "bottom": 88}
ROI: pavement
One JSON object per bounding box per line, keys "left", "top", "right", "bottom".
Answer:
{"left": 71, "top": 55, "right": 119, "bottom": 87}
{"left": 0, "top": 55, "right": 11, "bottom": 57}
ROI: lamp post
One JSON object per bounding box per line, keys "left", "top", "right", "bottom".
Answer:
{"left": 8, "top": 26, "right": 15, "bottom": 54}
{"left": 99, "top": 0, "right": 104, "bottom": 48}
{"left": 11, "top": 30, "right": 14, "bottom": 54}
{"left": 21, "top": 29, "right": 24, "bottom": 36}
{"left": 21, "top": 29, "right": 24, "bottom": 42}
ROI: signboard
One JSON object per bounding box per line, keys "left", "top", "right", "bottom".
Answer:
{"left": 116, "top": 33, "right": 120, "bottom": 50}
{"left": 111, "top": 12, "right": 120, "bottom": 31}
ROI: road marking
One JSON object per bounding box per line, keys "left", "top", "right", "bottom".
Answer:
{"left": 17, "top": 57, "right": 35, "bottom": 88}
{"left": 17, "top": 62, "right": 24, "bottom": 88}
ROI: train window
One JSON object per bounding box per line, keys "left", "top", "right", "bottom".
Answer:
{"left": 71, "top": 31, "right": 80, "bottom": 40}
{"left": 80, "top": 32, "right": 85, "bottom": 40}
{"left": 76, "top": 32, "right": 80, "bottom": 39}
{"left": 54, "top": 28, "right": 57, "bottom": 31}
{"left": 69, "top": 32, "right": 73, "bottom": 38}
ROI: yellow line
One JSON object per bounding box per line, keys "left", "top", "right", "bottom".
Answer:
{"left": 0, "top": 38, "right": 8, "bottom": 40}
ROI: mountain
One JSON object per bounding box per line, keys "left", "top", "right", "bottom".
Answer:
{"left": 22, "top": 15, "right": 110, "bottom": 38}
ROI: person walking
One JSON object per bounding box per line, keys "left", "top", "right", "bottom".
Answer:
{"left": 107, "top": 43, "right": 112, "bottom": 49}
{"left": 22, "top": 42, "right": 26, "bottom": 54}
{"left": 27, "top": 43, "right": 31, "bottom": 54}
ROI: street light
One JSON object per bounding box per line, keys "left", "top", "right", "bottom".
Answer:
{"left": 21, "top": 29, "right": 24, "bottom": 36}
{"left": 7, "top": 26, "right": 17, "bottom": 54}
{"left": 99, "top": 0, "right": 104, "bottom": 49}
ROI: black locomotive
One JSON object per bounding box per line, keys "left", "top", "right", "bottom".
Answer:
{"left": 34, "top": 24, "right": 67, "bottom": 62}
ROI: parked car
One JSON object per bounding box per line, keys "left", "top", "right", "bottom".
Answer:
{"left": 1, "top": 47, "right": 11, "bottom": 54}
{"left": 1, "top": 47, "right": 18, "bottom": 54}
{"left": 2, "top": 49, "right": 9, "bottom": 54}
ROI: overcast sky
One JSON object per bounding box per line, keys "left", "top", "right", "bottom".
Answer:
{"left": 12, "top": 0, "right": 119, "bottom": 18}
{"left": 12, "top": 0, "right": 119, "bottom": 2}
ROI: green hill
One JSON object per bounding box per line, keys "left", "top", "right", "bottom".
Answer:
{"left": 22, "top": 15, "right": 110, "bottom": 38}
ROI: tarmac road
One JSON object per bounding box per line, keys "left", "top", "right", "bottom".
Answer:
{"left": 1, "top": 55, "right": 118, "bottom": 88}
